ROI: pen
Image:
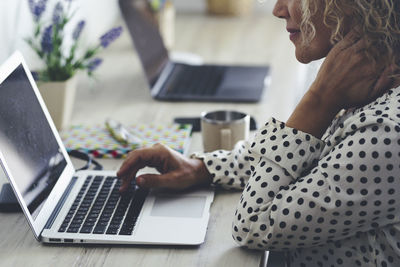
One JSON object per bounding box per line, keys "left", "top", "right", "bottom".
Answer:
{"left": 105, "top": 118, "right": 143, "bottom": 149}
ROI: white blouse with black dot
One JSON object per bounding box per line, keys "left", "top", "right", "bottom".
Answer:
{"left": 195, "top": 87, "right": 400, "bottom": 267}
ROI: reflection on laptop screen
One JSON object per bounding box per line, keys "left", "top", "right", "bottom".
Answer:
{"left": 0, "top": 64, "right": 67, "bottom": 219}
{"left": 120, "top": 0, "right": 169, "bottom": 87}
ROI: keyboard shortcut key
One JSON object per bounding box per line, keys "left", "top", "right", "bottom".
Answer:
{"left": 93, "top": 226, "right": 106, "bottom": 234}
{"left": 83, "top": 221, "right": 95, "bottom": 227}
{"left": 97, "top": 221, "right": 108, "bottom": 227}
{"left": 119, "top": 229, "right": 133, "bottom": 235}
{"left": 80, "top": 226, "right": 93, "bottom": 234}
{"left": 66, "top": 227, "right": 79, "bottom": 233}
{"left": 106, "top": 227, "right": 119, "bottom": 235}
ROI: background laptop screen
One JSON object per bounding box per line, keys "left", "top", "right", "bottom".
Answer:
{"left": 0, "top": 64, "right": 67, "bottom": 219}
{"left": 120, "top": 0, "right": 169, "bottom": 87}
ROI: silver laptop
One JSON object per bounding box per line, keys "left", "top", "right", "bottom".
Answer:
{"left": 119, "top": 0, "right": 271, "bottom": 102}
{"left": 0, "top": 51, "right": 214, "bottom": 245}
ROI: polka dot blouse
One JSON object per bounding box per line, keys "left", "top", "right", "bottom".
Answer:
{"left": 195, "top": 87, "right": 400, "bottom": 267}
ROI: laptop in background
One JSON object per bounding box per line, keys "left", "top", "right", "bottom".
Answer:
{"left": 0, "top": 51, "right": 214, "bottom": 245}
{"left": 119, "top": 0, "right": 271, "bottom": 102}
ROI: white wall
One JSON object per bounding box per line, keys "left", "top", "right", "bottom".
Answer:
{"left": 0, "top": 0, "right": 274, "bottom": 67}
{"left": 0, "top": 1, "right": 27, "bottom": 64}
{"left": 0, "top": 0, "right": 121, "bottom": 68}
{"left": 173, "top": 0, "right": 274, "bottom": 13}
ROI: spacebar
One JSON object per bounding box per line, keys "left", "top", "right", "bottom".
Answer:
{"left": 119, "top": 189, "right": 149, "bottom": 235}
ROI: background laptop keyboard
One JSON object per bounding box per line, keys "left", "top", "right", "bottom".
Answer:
{"left": 58, "top": 176, "right": 148, "bottom": 236}
{"left": 165, "top": 64, "right": 226, "bottom": 96}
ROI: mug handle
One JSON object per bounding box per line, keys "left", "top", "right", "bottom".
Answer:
{"left": 220, "top": 128, "right": 231, "bottom": 150}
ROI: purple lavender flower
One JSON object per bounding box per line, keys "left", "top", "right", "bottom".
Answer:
{"left": 87, "top": 58, "right": 103, "bottom": 72}
{"left": 41, "top": 25, "right": 53, "bottom": 53}
{"left": 73, "top": 20, "right": 85, "bottom": 40}
{"left": 52, "top": 2, "right": 63, "bottom": 25}
{"left": 99, "top": 26, "right": 123, "bottom": 48}
{"left": 28, "top": 0, "right": 48, "bottom": 22}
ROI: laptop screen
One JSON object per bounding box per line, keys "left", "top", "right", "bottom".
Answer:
{"left": 119, "top": 0, "right": 169, "bottom": 87}
{"left": 0, "top": 64, "right": 67, "bottom": 219}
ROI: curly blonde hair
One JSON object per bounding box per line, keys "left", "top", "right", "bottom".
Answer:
{"left": 300, "top": 0, "right": 400, "bottom": 68}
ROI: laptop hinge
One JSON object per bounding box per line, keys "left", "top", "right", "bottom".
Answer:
{"left": 43, "top": 176, "right": 78, "bottom": 231}
{"left": 151, "top": 61, "right": 174, "bottom": 97}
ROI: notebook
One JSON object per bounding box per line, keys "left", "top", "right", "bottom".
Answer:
{"left": 119, "top": 0, "right": 271, "bottom": 102}
{"left": 60, "top": 123, "right": 192, "bottom": 158}
{"left": 0, "top": 51, "right": 214, "bottom": 245}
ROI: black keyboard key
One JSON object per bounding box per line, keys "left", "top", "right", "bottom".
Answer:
{"left": 74, "top": 214, "right": 85, "bottom": 220}
{"left": 93, "top": 226, "right": 106, "bottom": 234}
{"left": 67, "top": 227, "right": 79, "bottom": 233}
{"left": 97, "top": 221, "right": 108, "bottom": 227}
{"left": 106, "top": 229, "right": 118, "bottom": 235}
{"left": 83, "top": 223, "right": 95, "bottom": 229}
{"left": 80, "top": 226, "right": 93, "bottom": 234}
{"left": 85, "top": 218, "right": 97, "bottom": 224}
{"left": 70, "top": 222, "right": 82, "bottom": 228}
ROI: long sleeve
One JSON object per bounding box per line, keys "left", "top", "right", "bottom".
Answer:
{"left": 192, "top": 139, "right": 255, "bottom": 190}
{"left": 192, "top": 88, "right": 400, "bottom": 266}
{"left": 232, "top": 104, "right": 400, "bottom": 250}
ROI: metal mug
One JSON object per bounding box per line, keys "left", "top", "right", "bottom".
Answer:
{"left": 200, "top": 110, "right": 250, "bottom": 152}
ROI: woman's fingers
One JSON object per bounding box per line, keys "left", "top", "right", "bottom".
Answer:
{"left": 117, "top": 143, "right": 210, "bottom": 191}
{"left": 335, "top": 28, "right": 362, "bottom": 52}
{"left": 120, "top": 177, "right": 134, "bottom": 192}
{"left": 350, "top": 37, "right": 367, "bottom": 54}
{"left": 117, "top": 145, "right": 165, "bottom": 191}
{"left": 118, "top": 149, "right": 149, "bottom": 176}
{"left": 117, "top": 143, "right": 189, "bottom": 191}
{"left": 136, "top": 173, "right": 175, "bottom": 189}
{"left": 118, "top": 144, "right": 167, "bottom": 175}
{"left": 117, "top": 151, "right": 145, "bottom": 192}
{"left": 371, "top": 65, "right": 396, "bottom": 98}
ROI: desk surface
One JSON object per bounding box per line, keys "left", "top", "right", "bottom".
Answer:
{"left": 0, "top": 12, "right": 300, "bottom": 267}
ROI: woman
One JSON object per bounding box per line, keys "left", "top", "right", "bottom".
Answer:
{"left": 118, "top": 0, "right": 400, "bottom": 266}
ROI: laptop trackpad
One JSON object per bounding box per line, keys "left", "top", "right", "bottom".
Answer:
{"left": 150, "top": 195, "right": 206, "bottom": 218}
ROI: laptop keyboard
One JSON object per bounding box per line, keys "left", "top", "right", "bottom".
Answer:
{"left": 165, "top": 64, "right": 226, "bottom": 96}
{"left": 58, "top": 176, "right": 148, "bottom": 236}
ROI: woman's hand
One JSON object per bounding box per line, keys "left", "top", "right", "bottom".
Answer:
{"left": 311, "top": 29, "right": 394, "bottom": 110}
{"left": 286, "top": 30, "right": 395, "bottom": 138}
{"left": 117, "top": 143, "right": 212, "bottom": 191}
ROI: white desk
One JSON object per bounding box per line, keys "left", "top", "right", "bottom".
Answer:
{"left": 0, "top": 11, "right": 301, "bottom": 267}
